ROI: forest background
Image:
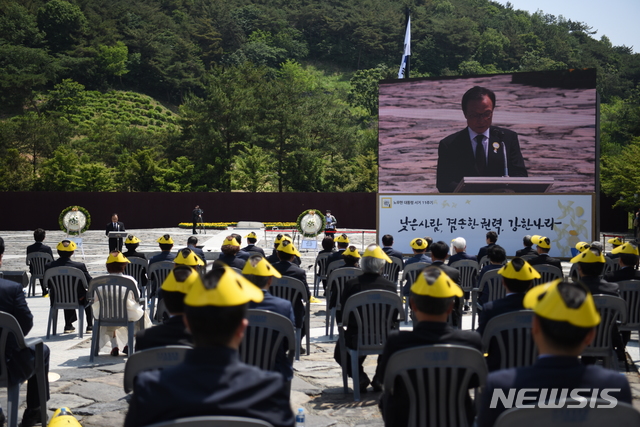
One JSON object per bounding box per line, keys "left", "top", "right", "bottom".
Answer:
{"left": 1, "top": 0, "right": 640, "bottom": 211}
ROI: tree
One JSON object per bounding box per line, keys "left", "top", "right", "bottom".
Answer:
{"left": 98, "top": 42, "right": 129, "bottom": 81}
{"left": 37, "top": 0, "right": 88, "bottom": 53}
{"left": 232, "top": 145, "right": 276, "bottom": 192}
{"left": 601, "top": 136, "right": 640, "bottom": 210}
{"left": 347, "top": 65, "right": 394, "bottom": 117}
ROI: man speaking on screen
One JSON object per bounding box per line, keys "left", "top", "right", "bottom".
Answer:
{"left": 436, "top": 86, "right": 528, "bottom": 193}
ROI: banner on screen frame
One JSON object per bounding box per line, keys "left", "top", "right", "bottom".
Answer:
{"left": 378, "top": 194, "right": 594, "bottom": 258}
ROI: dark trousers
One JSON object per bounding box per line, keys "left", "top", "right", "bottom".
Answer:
{"left": 7, "top": 344, "right": 50, "bottom": 409}
{"left": 108, "top": 238, "right": 123, "bottom": 252}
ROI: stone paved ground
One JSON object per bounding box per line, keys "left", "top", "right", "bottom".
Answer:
{"left": 0, "top": 227, "right": 638, "bottom": 426}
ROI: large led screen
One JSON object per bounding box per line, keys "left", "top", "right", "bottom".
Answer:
{"left": 378, "top": 69, "right": 597, "bottom": 193}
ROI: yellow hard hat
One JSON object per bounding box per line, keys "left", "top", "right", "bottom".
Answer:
{"left": 56, "top": 240, "right": 76, "bottom": 252}
{"left": 184, "top": 265, "right": 264, "bottom": 307}
{"left": 335, "top": 234, "right": 350, "bottom": 244}
{"left": 410, "top": 238, "right": 428, "bottom": 250}
{"left": 343, "top": 245, "right": 361, "bottom": 258}
{"left": 162, "top": 266, "right": 202, "bottom": 294}
{"left": 362, "top": 245, "right": 392, "bottom": 263}
{"left": 222, "top": 236, "right": 240, "bottom": 247}
{"left": 411, "top": 267, "right": 463, "bottom": 298}
{"left": 612, "top": 242, "right": 639, "bottom": 255}
{"left": 125, "top": 235, "right": 141, "bottom": 244}
{"left": 245, "top": 232, "right": 258, "bottom": 239}
{"left": 106, "top": 251, "right": 130, "bottom": 264}
{"left": 157, "top": 234, "right": 174, "bottom": 244}
{"left": 575, "top": 242, "right": 590, "bottom": 252}
{"left": 48, "top": 407, "right": 82, "bottom": 427}
{"left": 531, "top": 235, "right": 550, "bottom": 249}
{"left": 174, "top": 248, "right": 205, "bottom": 267}
{"left": 242, "top": 255, "right": 282, "bottom": 277}
{"left": 607, "top": 237, "right": 623, "bottom": 246}
{"left": 498, "top": 258, "right": 540, "bottom": 280}
{"left": 570, "top": 248, "right": 605, "bottom": 264}
{"left": 274, "top": 234, "right": 292, "bottom": 245}
{"left": 523, "top": 279, "right": 600, "bottom": 328}
{"left": 276, "top": 240, "right": 301, "bottom": 257}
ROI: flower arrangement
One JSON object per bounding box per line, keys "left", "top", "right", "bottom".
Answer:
{"left": 58, "top": 206, "right": 91, "bottom": 235}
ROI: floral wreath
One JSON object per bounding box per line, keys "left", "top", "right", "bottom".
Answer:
{"left": 58, "top": 206, "right": 91, "bottom": 235}
{"left": 296, "top": 209, "right": 326, "bottom": 238}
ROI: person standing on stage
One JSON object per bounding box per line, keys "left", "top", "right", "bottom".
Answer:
{"left": 192, "top": 205, "right": 203, "bottom": 235}
{"left": 325, "top": 210, "right": 337, "bottom": 238}
{"left": 106, "top": 213, "right": 125, "bottom": 252}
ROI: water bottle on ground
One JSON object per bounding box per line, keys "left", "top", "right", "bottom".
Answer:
{"left": 296, "top": 408, "right": 305, "bottom": 427}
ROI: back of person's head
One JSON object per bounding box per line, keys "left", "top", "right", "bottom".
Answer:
{"left": 424, "top": 236, "right": 433, "bottom": 250}
{"left": 486, "top": 231, "right": 498, "bottom": 243}
{"left": 187, "top": 236, "right": 198, "bottom": 246}
{"left": 158, "top": 234, "right": 174, "bottom": 251}
{"left": 321, "top": 237, "right": 335, "bottom": 252}
{"left": 382, "top": 234, "right": 394, "bottom": 247}
{"left": 572, "top": 245, "right": 605, "bottom": 276}
{"left": 410, "top": 238, "right": 428, "bottom": 254}
{"left": 589, "top": 241, "right": 603, "bottom": 252}
{"left": 246, "top": 232, "right": 258, "bottom": 244}
{"left": 360, "top": 244, "right": 388, "bottom": 274}
{"left": 276, "top": 240, "right": 298, "bottom": 262}
{"left": 242, "top": 255, "right": 281, "bottom": 289}
{"left": 56, "top": 240, "right": 75, "bottom": 258}
{"left": 451, "top": 237, "right": 466, "bottom": 252}
{"left": 525, "top": 280, "right": 598, "bottom": 352}
{"left": 410, "top": 267, "right": 462, "bottom": 315}
{"left": 335, "top": 233, "right": 350, "bottom": 249}
{"left": 232, "top": 233, "right": 242, "bottom": 246}
{"left": 488, "top": 245, "right": 506, "bottom": 263}
{"left": 429, "top": 241, "right": 449, "bottom": 260}
{"left": 161, "top": 266, "right": 201, "bottom": 314}
{"left": 523, "top": 235, "right": 532, "bottom": 247}
{"left": 620, "top": 253, "right": 639, "bottom": 267}
{"left": 531, "top": 235, "right": 551, "bottom": 253}
{"left": 33, "top": 228, "right": 46, "bottom": 243}
{"left": 499, "top": 257, "right": 538, "bottom": 293}
{"left": 462, "top": 86, "right": 496, "bottom": 114}
{"left": 105, "top": 251, "right": 129, "bottom": 274}
{"left": 221, "top": 236, "right": 240, "bottom": 256}
{"left": 0, "top": 236, "right": 4, "bottom": 255}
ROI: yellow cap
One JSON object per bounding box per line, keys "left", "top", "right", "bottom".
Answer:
{"left": 245, "top": 232, "right": 258, "bottom": 239}
{"left": 342, "top": 245, "right": 361, "bottom": 258}
{"left": 125, "top": 235, "right": 141, "bottom": 244}
{"left": 411, "top": 267, "right": 463, "bottom": 298}
{"left": 274, "top": 234, "right": 292, "bottom": 245}
{"left": 575, "top": 241, "right": 590, "bottom": 252}
{"left": 106, "top": 251, "right": 130, "bottom": 264}
{"left": 523, "top": 279, "right": 600, "bottom": 328}
{"left": 277, "top": 240, "right": 301, "bottom": 257}
{"left": 222, "top": 236, "right": 240, "bottom": 247}
{"left": 570, "top": 248, "right": 605, "bottom": 264}
{"left": 612, "top": 242, "right": 639, "bottom": 255}
{"left": 157, "top": 234, "right": 174, "bottom": 244}
{"left": 335, "top": 234, "right": 350, "bottom": 244}
{"left": 184, "top": 266, "right": 264, "bottom": 307}
{"left": 162, "top": 266, "right": 202, "bottom": 294}
{"left": 410, "top": 238, "right": 428, "bottom": 250}
{"left": 531, "top": 235, "right": 550, "bottom": 249}
{"left": 607, "top": 237, "right": 623, "bottom": 246}
{"left": 174, "top": 248, "right": 205, "bottom": 267}
{"left": 242, "top": 255, "right": 282, "bottom": 277}
{"left": 57, "top": 240, "right": 76, "bottom": 252}
{"left": 362, "top": 245, "right": 392, "bottom": 263}
{"left": 498, "top": 258, "right": 540, "bottom": 280}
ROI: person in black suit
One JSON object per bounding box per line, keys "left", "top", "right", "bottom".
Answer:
{"left": 241, "top": 232, "right": 266, "bottom": 256}
{"left": 135, "top": 265, "right": 195, "bottom": 352}
{"left": 266, "top": 234, "right": 301, "bottom": 266}
{"left": 436, "top": 86, "right": 528, "bottom": 193}
{"left": 381, "top": 234, "right": 404, "bottom": 264}
{"left": 334, "top": 245, "right": 398, "bottom": 392}
{"left": 477, "top": 245, "right": 507, "bottom": 306}
{"left": 515, "top": 235, "right": 535, "bottom": 257}
{"left": 124, "top": 265, "right": 294, "bottom": 427}
{"left": 476, "top": 231, "right": 497, "bottom": 261}
{"left": 606, "top": 236, "right": 623, "bottom": 259}
{"left": 447, "top": 237, "right": 476, "bottom": 265}
{"left": 123, "top": 235, "right": 146, "bottom": 260}
{"left": 44, "top": 240, "right": 93, "bottom": 334}
{"left": 0, "top": 237, "right": 51, "bottom": 427}
{"left": 191, "top": 205, "right": 203, "bottom": 235}
{"left": 26, "top": 228, "right": 54, "bottom": 295}
{"left": 527, "top": 235, "right": 562, "bottom": 270}
{"left": 243, "top": 255, "right": 295, "bottom": 382}
{"left": 404, "top": 238, "right": 432, "bottom": 267}
{"left": 185, "top": 236, "right": 206, "bottom": 263}
{"left": 604, "top": 242, "right": 640, "bottom": 282}
{"left": 477, "top": 280, "right": 632, "bottom": 427}
{"left": 326, "top": 233, "right": 350, "bottom": 266}
{"left": 105, "top": 213, "right": 125, "bottom": 252}
{"left": 377, "top": 266, "right": 481, "bottom": 427}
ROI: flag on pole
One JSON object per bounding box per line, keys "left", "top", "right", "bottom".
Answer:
{"left": 398, "top": 15, "right": 411, "bottom": 79}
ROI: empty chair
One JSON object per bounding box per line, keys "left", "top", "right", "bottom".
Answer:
{"left": 481, "top": 310, "right": 537, "bottom": 371}
{"left": 450, "top": 260, "right": 479, "bottom": 294}
{"left": 43, "top": 266, "right": 89, "bottom": 339}
{"left": 313, "top": 252, "right": 332, "bottom": 297}
{"left": 582, "top": 295, "right": 627, "bottom": 369}
{"left": 618, "top": 280, "right": 640, "bottom": 347}
{"left": 381, "top": 344, "right": 488, "bottom": 427}
{"left": 531, "top": 264, "right": 563, "bottom": 286}
{"left": 148, "top": 261, "right": 174, "bottom": 320}
{"left": 400, "top": 262, "right": 430, "bottom": 323}
{"left": 124, "top": 345, "right": 191, "bottom": 393}
{"left": 144, "top": 416, "right": 275, "bottom": 427}
{"left": 473, "top": 269, "right": 505, "bottom": 330}
{"left": 88, "top": 275, "right": 143, "bottom": 362}
{"left": 269, "top": 276, "right": 310, "bottom": 359}
{"left": 0, "top": 312, "right": 48, "bottom": 427}
{"left": 338, "top": 289, "right": 404, "bottom": 401}
{"left": 382, "top": 256, "right": 403, "bottom": 285}
{"left": 493, "top": 400, "right": 640, "bottom": 427}
{"left": 125, "top": 257, "right": 149, "bottom": 298}
{"left": 479, "top": 255, "right": 490, "bottom": 268}
{"left": 26, "top": 252, "right": 53, "bottom": 297}
{"left": 325, "top": 267, "right": 364, "bottom": 339}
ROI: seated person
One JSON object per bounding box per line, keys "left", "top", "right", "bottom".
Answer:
{"left": 476, "top": 245, "right": 507, "bottom": 306}
{"left": 428, "top": 241, "right": 462, "bottom": 327}
{"left": 124, "top": 265, "right": 294, "bottom": 427}
{"left": 156, "top": 247, "right": 204, "bottom": 323}
{"left": 266, "top": 234, "right": 301, "bottom": 266}
{"left": 604, "top": 242, "right": 640, "bottom": 282}
{"left": 26, "top": 228, "right": 53, "bottom": 295}
{"left": 404, "top": 238, "right": 432, "bottom": 267}
{"left": 342, "top": 245, "right": 361, "bottom": 268}
{"left": 231, "top": 233, "right": 251, "bottom": 260}
{"left": 376, "top": 267, "right": 481, "bottom": 427}
{"left": 123, "top": 235, "right": 146, "bottom": 260}
{"left": 319, "top": 236, "right": 335, "bottom": 255}
{"left": 477, "top": 231, "right": 498, "bottom": 261}
{"left": 607, "top": 236, "right": 623, "bottom": 259}
{"left": 477, "top": 280, "right": 632, "bottom": 427}
{"left": 333, "top": 245, "right": 397, "bottom": 392}
{"left": 381, "top": 234, "right": 404, "bottom": 263}
{"left": 243, "top": 255, "right": 295, "bottom": 382}
{"left": 448, "top": 237, "right": 476, "bottom": 265}
{"left": 185, "top": 236, "right": 206, "bottom": 263}
{"left": 327, "top": 234, "right": 350, "bottom": 266}
{"left": 217, "top": 236, "right": 246, "bottom": 269}
{"left": 515, "top": 235, "right": 535, "bottom": 257}
{"left": 527, "top": 235, "right": 562, "bottom": 270}
{"left": 242, "top": 232, "right": 266, "bottom": 256}
{"left": 135, "top": 265, "right": 196, "bottom": 351}
{"left": 148, "top": 235, "right": 175, "bottom": 265}
{"left": 44, "top": 240, "right": 93, "bottom": 334}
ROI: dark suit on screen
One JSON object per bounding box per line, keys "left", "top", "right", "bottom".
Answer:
{"left": 436, "top": 126, "right": 527, "bottom": 193}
